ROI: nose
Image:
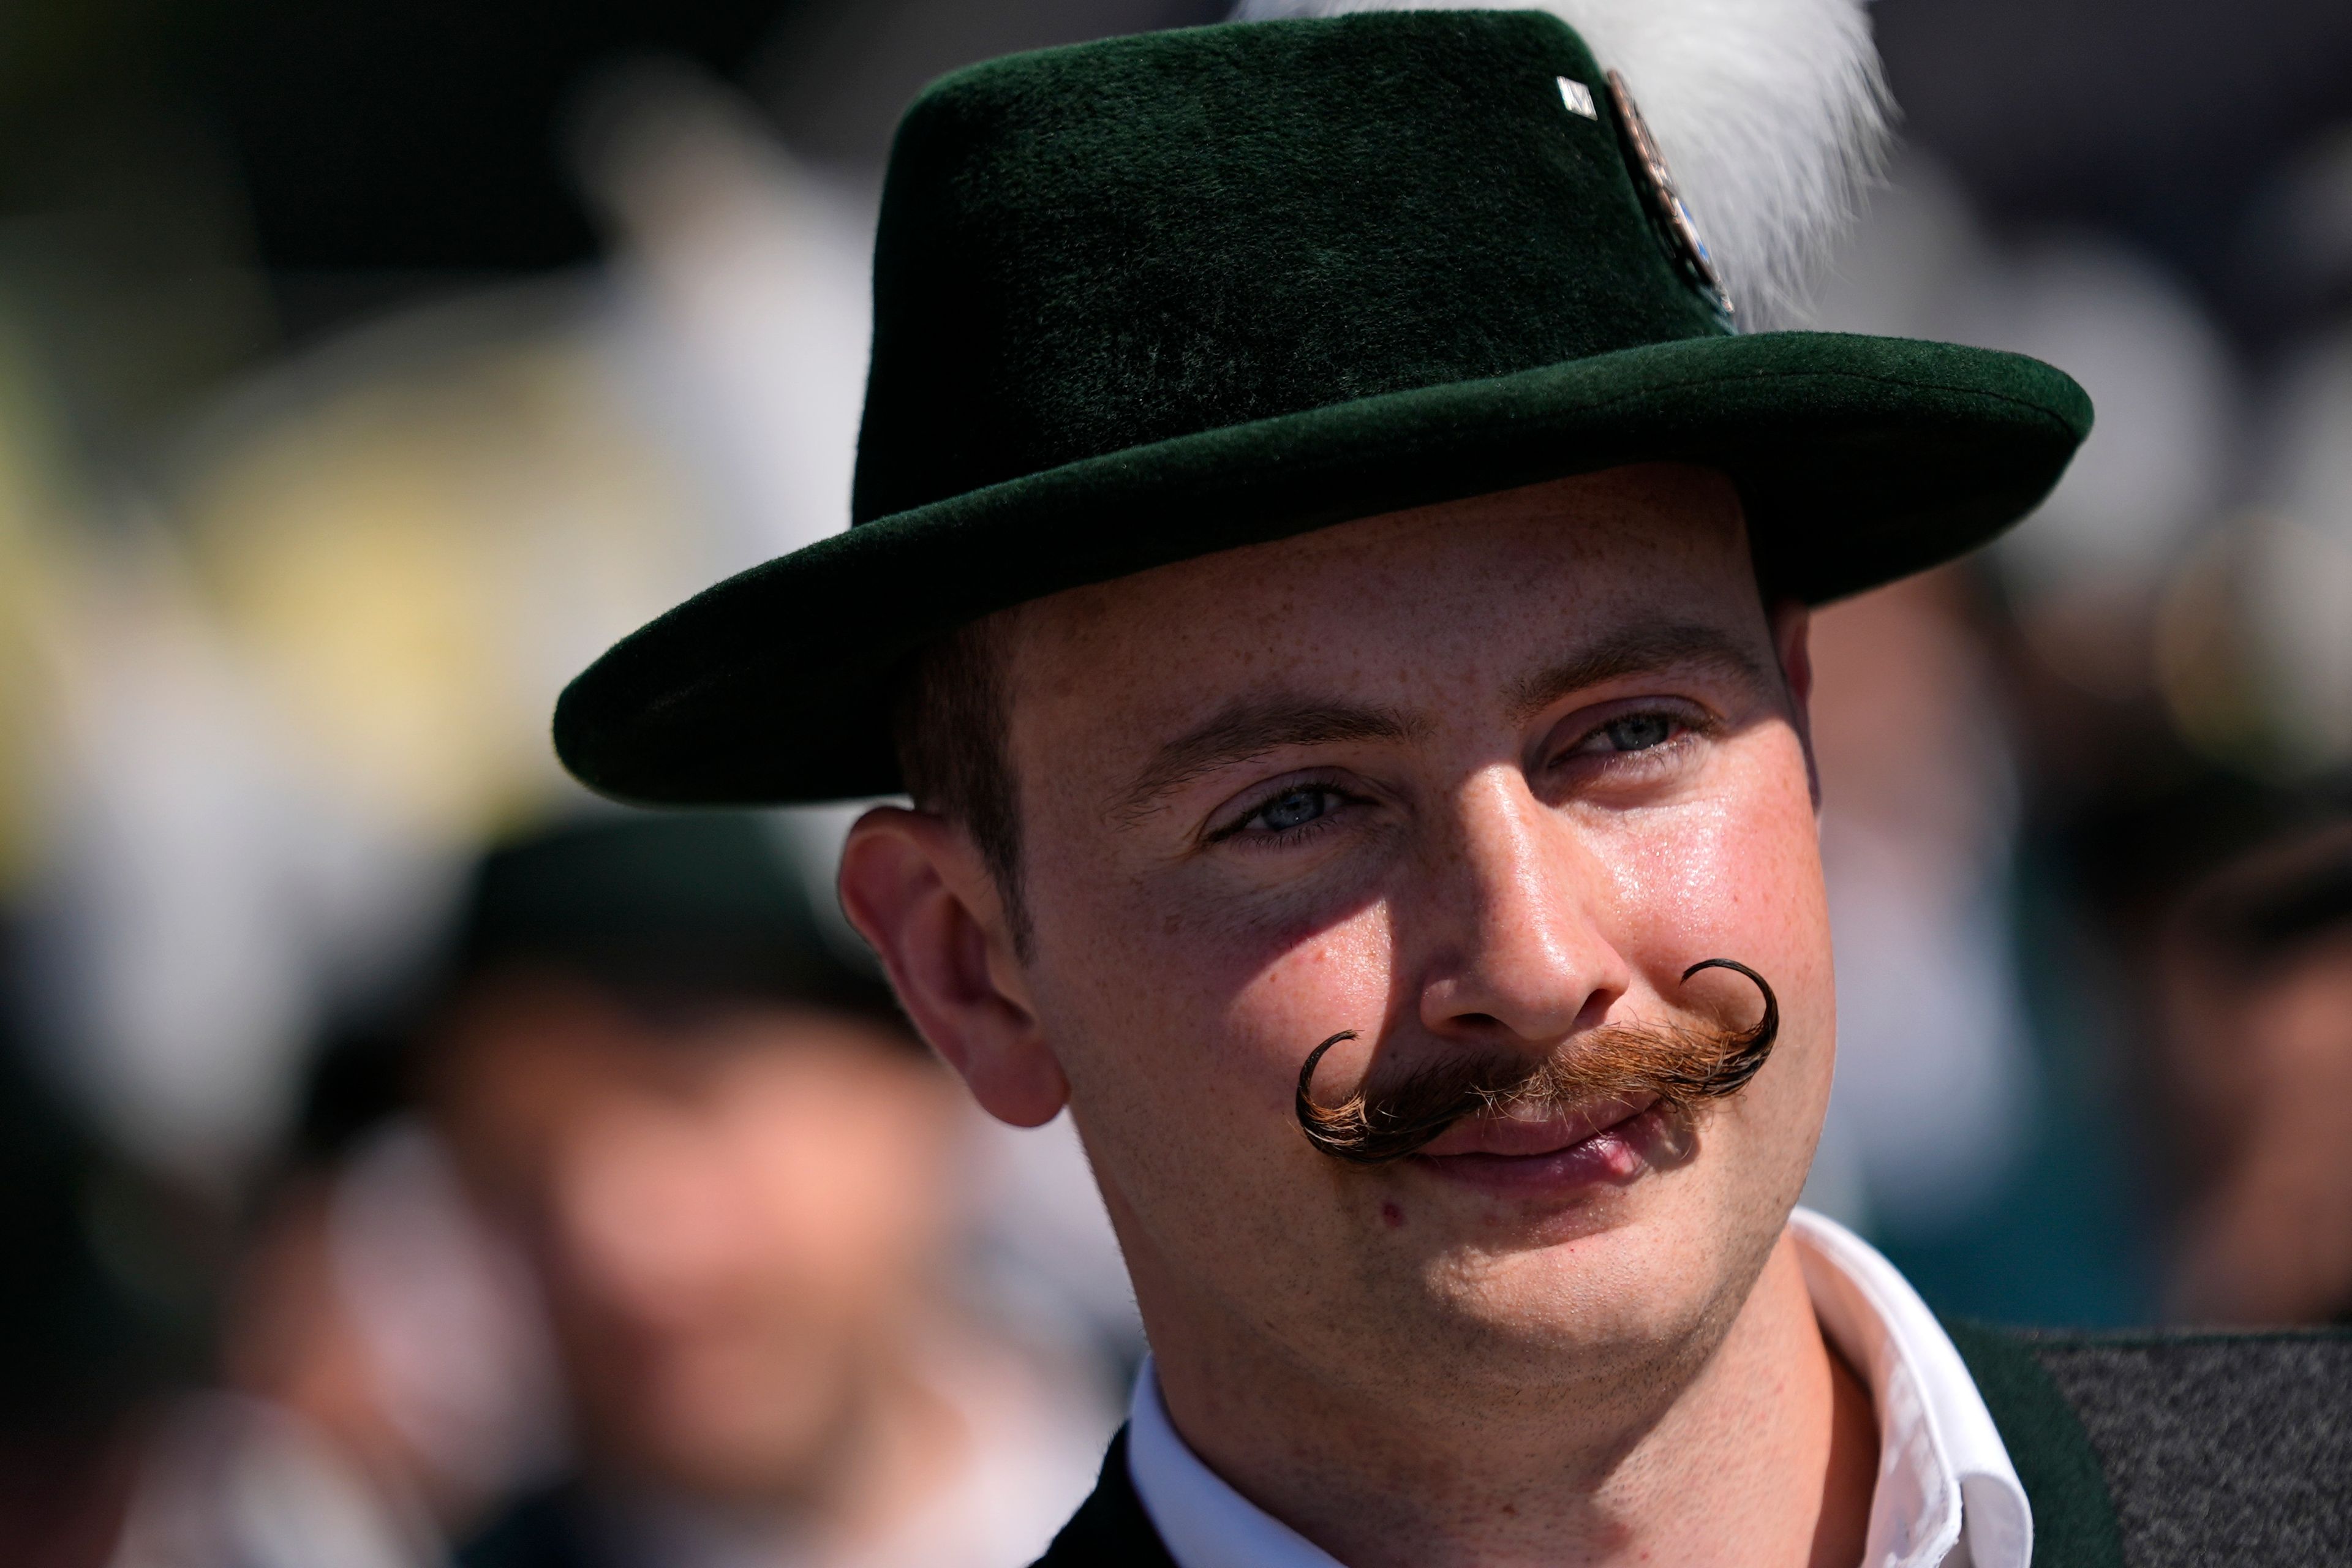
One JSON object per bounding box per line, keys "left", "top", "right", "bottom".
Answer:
{"left": 553, "top": 1110, "right": 744, "bottom": 1320}
{"left": 1412, "top": 767, "right": 1630, "bottom": 1051}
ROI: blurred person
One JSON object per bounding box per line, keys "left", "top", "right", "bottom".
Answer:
{"left": 1798, "top": 148, "right": 2249, "bottom": 1324}
{"left": 550, "top": 8, "right": 2345, "bottom": 1568}
{"left": 417, "top": 814, "right": 1105, "bottom": 1568}
{"left": 1804, "top": 567, "right": 2158, "bottom": 1324}
{"left": 222, "top": 1104, "right": 560, "bottom": 1559}
{"left": 1808, "top": 570, "right": 2029, "bottom": 1227}
{"left": 2155, "top": 821, "right": 2352, "bottom": 1325}
{"left": 0, "top": 945, "right": 425, "bottom": 1568}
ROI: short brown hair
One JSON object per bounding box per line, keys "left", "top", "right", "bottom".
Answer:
{"left": 891, "top": 614, "right": 1030, "bottom": 951}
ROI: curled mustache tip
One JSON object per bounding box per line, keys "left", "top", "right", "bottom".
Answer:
{"left": 1295, "top": 960, "right": 1779, "bottom": 1166}
{"left": 1678, "top": 957, "right": 1777, "bottom": 1094}
{"left": 1294, "top": 1029, "right": 1361, "bottom": 1137}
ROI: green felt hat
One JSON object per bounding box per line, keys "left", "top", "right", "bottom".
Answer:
{"left": 556, "top": 9, "right": 2090, "bottom": 806}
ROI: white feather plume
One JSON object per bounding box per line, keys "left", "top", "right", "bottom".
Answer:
{"left": 1231, "top": 0, "right": 1893, "bottom": 325}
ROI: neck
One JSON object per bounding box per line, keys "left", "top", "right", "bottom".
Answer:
{"left": 1140, "top": 1229, "right": 1875, "bottom": 1568}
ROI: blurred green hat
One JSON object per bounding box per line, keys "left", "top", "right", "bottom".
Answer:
{"left": 556, "top": 10, "right": 2090, "bottom": 805}
{"left": 453, "top": 813, "right": 900, "bottom": 1026}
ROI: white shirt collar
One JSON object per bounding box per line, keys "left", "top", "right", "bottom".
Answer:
{"left": 1126, "top": 1208, "right": 2030, "bottom": 1568}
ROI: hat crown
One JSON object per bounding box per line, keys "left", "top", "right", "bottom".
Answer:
{"left": 851, "top": 11, "right": 1727, "bottom": 526}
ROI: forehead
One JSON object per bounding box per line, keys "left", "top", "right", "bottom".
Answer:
{"left": 1003, "top": 464, "right": 1756, "bottom": 762}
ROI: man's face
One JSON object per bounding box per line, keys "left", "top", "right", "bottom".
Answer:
{"left": 432, "top": 981, "right": 956, "bottom": 1501}
{"left": 986, "top": 465, "right": 1833, "bottom": 1414}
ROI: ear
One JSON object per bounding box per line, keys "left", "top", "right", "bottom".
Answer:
{"left": 837, "top": 806, "right": 1069, "bottom": 1128}
{"left": 1768, "top": 598, "right": 1820, "bottom": 809}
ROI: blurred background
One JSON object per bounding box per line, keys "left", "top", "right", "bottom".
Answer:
{"left": 2, "top": 0, "right": 2350, "bottom": 1562}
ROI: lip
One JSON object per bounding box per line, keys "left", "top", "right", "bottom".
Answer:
{"left": 1411, "top": 1096, "right": 1662, "bottom": 1194}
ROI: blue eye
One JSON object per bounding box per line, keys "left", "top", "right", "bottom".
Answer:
{"left": 1602, "top": 714, "right": 1676, "bottom": 751}
{"left": 1250, "top": 788, "right": 1336, "bottom": 834}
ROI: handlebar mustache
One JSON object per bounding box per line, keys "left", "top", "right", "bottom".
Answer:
{"left": 1294, "top": 959, "right": 1779, "bottom": 1166}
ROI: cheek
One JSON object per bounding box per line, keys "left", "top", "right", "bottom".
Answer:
{"left": 1221, "top": 905, "right": 1398, "bottom": 1097}
{"left": 1698, "top": 745, "right": 1838, "bottom": 1135}
{"left": 1030, "top": 855, "right": 1398, "bottom": 1158}
{"left": 1597, "top": 734, "right": 1832, "bottom": 1021}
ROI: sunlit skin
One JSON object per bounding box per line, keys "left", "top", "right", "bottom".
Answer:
{"left": 431, "top": 978, "right": 970, "bottom": 1516}
{"left": 842, "top": 465, "right": 1875, "bottom": 1568}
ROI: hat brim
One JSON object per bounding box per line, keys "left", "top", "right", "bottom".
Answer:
{"left": 556, "top": 330, "right": 2089, "bottom": 805}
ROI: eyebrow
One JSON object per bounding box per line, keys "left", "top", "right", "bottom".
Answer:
{"left": 1112, "top": 696, "right": 1428, "bottom": 824}
{"left": 1506, "top": 622, "right": 1771, "bottom": 723}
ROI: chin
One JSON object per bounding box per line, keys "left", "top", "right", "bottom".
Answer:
{"left": 609, "top": 1355, "right": 845, "bottom": 1501}
{"left": 636, "top": 1411, "right": 833, "bottom": 1504}
{"left": 1368, "top": 1159, "right": 1759, "bottom": 1388}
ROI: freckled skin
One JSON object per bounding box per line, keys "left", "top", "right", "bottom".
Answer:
{"left": 842, "top": 466, "right": 1866, "bottom": 1568}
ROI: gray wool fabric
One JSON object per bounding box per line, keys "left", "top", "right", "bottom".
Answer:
{"left": 2028, "top": 1332, "right": 2352, "bottom": 1566}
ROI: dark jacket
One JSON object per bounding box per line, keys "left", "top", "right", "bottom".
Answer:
{"left": 458, "top": 1482, "right": 608, "bottom": 1568}
{"left": 1033, "top": 1326, "right": 2352, "bottom": 1568}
